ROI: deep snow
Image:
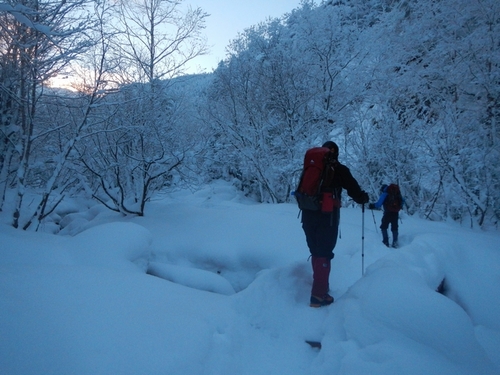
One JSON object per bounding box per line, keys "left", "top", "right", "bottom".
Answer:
{"left": 1, "top": 181, "right": 499, "bottom": 375}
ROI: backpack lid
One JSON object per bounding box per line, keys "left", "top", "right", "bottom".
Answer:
{"left": 387, "top": 183, "right": 400, "bottom": 194}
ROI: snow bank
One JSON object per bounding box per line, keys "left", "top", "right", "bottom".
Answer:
{"left": 1, "top": 182, "right": 499, "bottom": 375}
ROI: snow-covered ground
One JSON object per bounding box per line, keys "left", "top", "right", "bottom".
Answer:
{"left": 1, "top": 181, "right": 499, "bottom": 375}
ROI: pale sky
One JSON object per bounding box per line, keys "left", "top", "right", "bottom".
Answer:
{"left": 186, "top": 0, "right": 303, "bottom": 74}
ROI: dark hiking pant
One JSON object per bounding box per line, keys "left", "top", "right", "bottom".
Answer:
{"left": 381, "top": 211, "right": 399, "bottom": 244}
{"left": 302, "top": 209, "right": 340, "bottom": 297}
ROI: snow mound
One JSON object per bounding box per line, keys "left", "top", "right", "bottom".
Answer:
{"left": 147, "top": 262, "right": 236, "bottom": 295}
{"left": 69, "top": 222, "right": 152, "bottom": 272}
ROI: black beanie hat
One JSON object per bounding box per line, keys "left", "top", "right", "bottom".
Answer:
{"left": 322, "top": 141, "right": 339, "bottom": 159}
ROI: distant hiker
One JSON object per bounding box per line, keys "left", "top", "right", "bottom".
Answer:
{"left": 294, "top": 141, "right": 369, "bottom": 307}
{"left": 369, "top": 183, "right": 404, "bottom": 248}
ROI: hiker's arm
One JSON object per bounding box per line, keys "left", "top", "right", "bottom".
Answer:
{"left": 373, "top": 193, "right": 387, "bottom": 209}
{"left": 339, "top": 165, "right": 368, "bottom": 204}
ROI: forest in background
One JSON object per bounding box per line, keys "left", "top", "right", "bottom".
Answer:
{"left": 0, "top": 0, "right": 499, "bottom": 231}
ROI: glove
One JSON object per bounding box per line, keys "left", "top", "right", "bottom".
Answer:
{"left": 359, "top": 191, "right": 369, "bottom": 204}
{"left": 368, "top": 203, "right": 375, "bottom": 210}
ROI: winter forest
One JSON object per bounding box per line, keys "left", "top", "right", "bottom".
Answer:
{"left": 0, "top": 0, "right": 499, "bottom": 232}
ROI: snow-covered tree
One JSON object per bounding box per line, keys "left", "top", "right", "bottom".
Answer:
{"left": 76, "top": 0, "right": 209, "bottom": 215}
{"left": 0, "top": 0, "right": 95, "bottom": 229}
{"left": 202, "top": 0, "right": 499, "bottom": 226}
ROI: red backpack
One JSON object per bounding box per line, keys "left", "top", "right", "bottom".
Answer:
{"left": 294, "top": 147, "right": 338, "bottom": 212}
{"left": 384, "top": 184, "right": 402, "bottom": 212}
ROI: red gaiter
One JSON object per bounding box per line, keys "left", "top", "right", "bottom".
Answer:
{"left": 311, "top": 256, "right": 331, "bottom": 297}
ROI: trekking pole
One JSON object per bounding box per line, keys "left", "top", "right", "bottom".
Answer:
{"left": 371, "top": 208, "right": 378, "bottom": 233}
{"left": 362, "top": 203, "right": 365, "bottom": 276}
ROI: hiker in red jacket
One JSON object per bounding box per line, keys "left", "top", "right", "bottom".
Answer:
{"left": 301, "top": 141, "right": 369, "bottom": 307}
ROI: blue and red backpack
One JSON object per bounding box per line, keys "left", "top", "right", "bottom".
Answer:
{"left": 383, "top": 184, "right": 403, "bottom": 213}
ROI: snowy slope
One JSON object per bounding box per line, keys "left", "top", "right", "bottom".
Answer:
{"left": 1, "top": 181, "right": 499, "bottom": 375}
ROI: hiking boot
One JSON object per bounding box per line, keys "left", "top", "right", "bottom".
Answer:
{"left": 310, "top": 294, "right": 334, "bottom": 308}
{"left": 382, "top": 240, "right": 389, "bottom": 247}
{"left": 392, "top": 242, "right": 398, "bottom": 248}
